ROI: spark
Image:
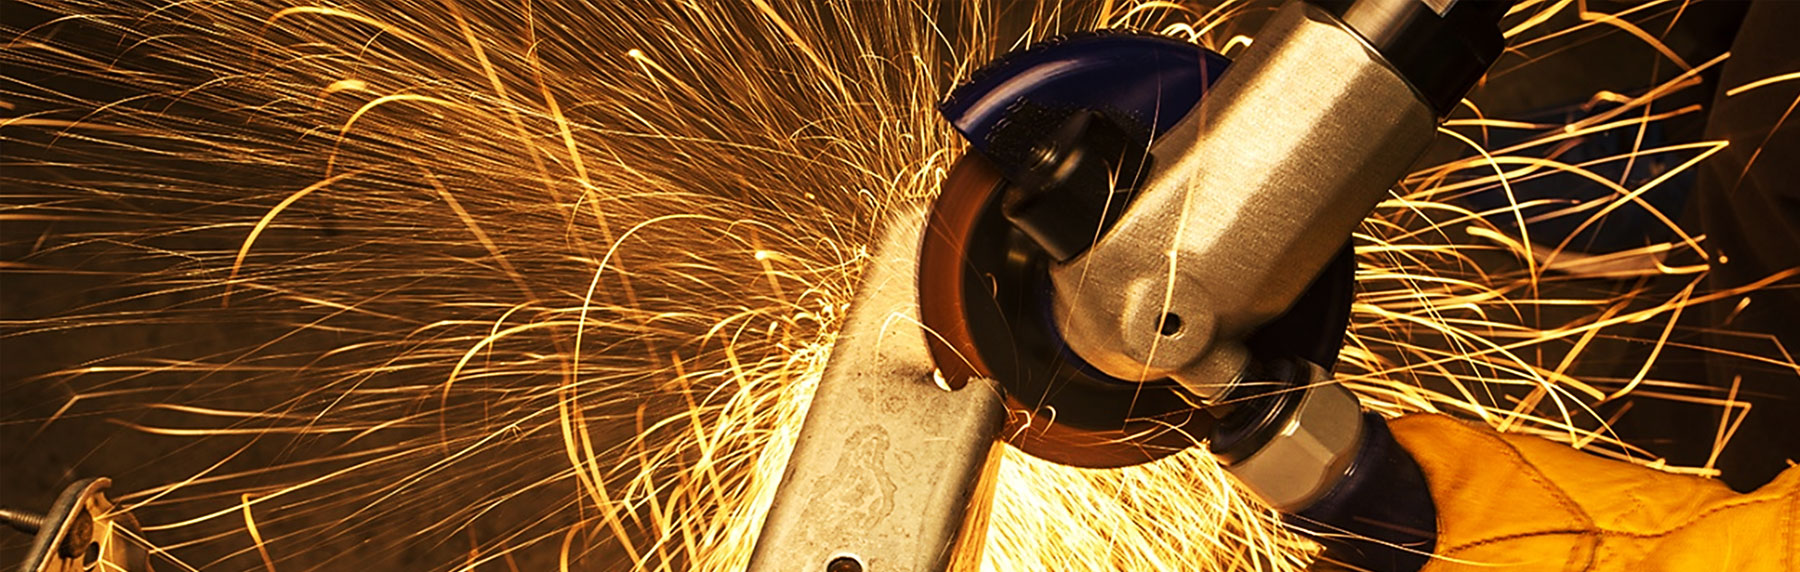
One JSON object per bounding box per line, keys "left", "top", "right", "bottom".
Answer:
{"left": 2, "top": 0, "right": 1793, "bottom": 570}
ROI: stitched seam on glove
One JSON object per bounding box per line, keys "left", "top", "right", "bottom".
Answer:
{"left": 1402, "top": 416, "right": 1600, "bottom": 571}
{"left": 1437, "top": 529, "right": 1593, "bottom": 571}
{"left": 1418, "top": 417, "right": 1595, "bottom": 546}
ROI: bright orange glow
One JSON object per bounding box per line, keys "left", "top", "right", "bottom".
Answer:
{"left": 3, "top": 0, "right": 1791, "bottom": 570}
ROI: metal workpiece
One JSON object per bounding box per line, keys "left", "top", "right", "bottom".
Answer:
{"left": 1220, "top": 381, "right": 1366, "bottom": 511}
{"left": 1048, "top": 0, "right": 1438, "bottom": 400}
{"left": 19, "top": 478, "right": 151, "bottom": 572}
{"left": 748, "top": 207, "right": 1007, "bottom": 572}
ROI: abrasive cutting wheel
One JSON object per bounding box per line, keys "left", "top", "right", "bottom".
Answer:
{"left": 916, "top": 33, "right": 1357, "bottom": 467}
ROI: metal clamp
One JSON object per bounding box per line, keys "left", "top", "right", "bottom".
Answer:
{"left": 13, "top": 478, "right": 151, "bottom": 572}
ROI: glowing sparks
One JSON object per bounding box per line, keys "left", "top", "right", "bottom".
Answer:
{"left": 2, "top": 0, "right": 1793, "bottom": 570}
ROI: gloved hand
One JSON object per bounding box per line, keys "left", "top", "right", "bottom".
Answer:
{"left": 1387, "top": 414, "right": 1799, "bottom": 571}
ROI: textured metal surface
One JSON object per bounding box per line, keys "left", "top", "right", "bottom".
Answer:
{"left": 1049, "top": 0, "right": 1437, "bottom": 400}
{"left": 19, "top": 478, "right": 148, "bottom": 572}
{"left": 1225, "top": 381, "right": 1366, "bottom": 510}
{"left": 748, "top": 207, "right": 1005, "bottom": 572}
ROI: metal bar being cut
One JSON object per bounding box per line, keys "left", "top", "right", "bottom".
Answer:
{"left": 748, "top": 207, "right": 1007, "bottom": 572}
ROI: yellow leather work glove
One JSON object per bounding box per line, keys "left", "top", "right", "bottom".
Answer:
{"left": 1386, "top": 414, "right": 1799, "bottom": 571}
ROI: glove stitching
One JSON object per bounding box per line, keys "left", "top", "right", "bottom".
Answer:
{"left": 1785, "top": 478, "right": 1795, "bottom": 571}
{"left": 1473, "top": 472, "right": 1800, "bottom": 570}
{"left": 1425, "top": 417, "right": 1597, "bottom": 571}
{"left": 1403, "top": 413, "right": 1800, "bottom": 570}
{"left": 1433, "top": 417, "right": 1594, "bottom": 531}
{"left": 1434, "top": 495, "right": 1797, "bottom": 567}
{"left": 1436, "top": 528, "right": 1593, "bottom": 570}
{"left": 1597, "top": 479, "right": 1654, "bottom": 568}
{"left": 1586, "top": 487, "right": 1797, "bottom": 538}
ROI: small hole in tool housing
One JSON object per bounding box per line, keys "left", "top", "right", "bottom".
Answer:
{"left": 826, "top": 554, "right": 864, "bottom": 572}
{"left": 1158, "top": 312, "right": 1183, "bottom": 337}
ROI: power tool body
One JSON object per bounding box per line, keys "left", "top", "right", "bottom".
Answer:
{"left": 753, "top": 1, "right": 1510, "bottom": 570}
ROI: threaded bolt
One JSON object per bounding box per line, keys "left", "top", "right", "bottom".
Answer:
{"left": 0, "top": 507, "right": 45, "bottom": 534}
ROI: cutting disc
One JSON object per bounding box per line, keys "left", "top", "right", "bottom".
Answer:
{"left": 919, "top": 153, "right": 1210, "bottom": 467}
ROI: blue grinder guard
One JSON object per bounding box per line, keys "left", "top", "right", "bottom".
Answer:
{"left": 940, "top": 32, "right": 1229, "bottom": 156}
